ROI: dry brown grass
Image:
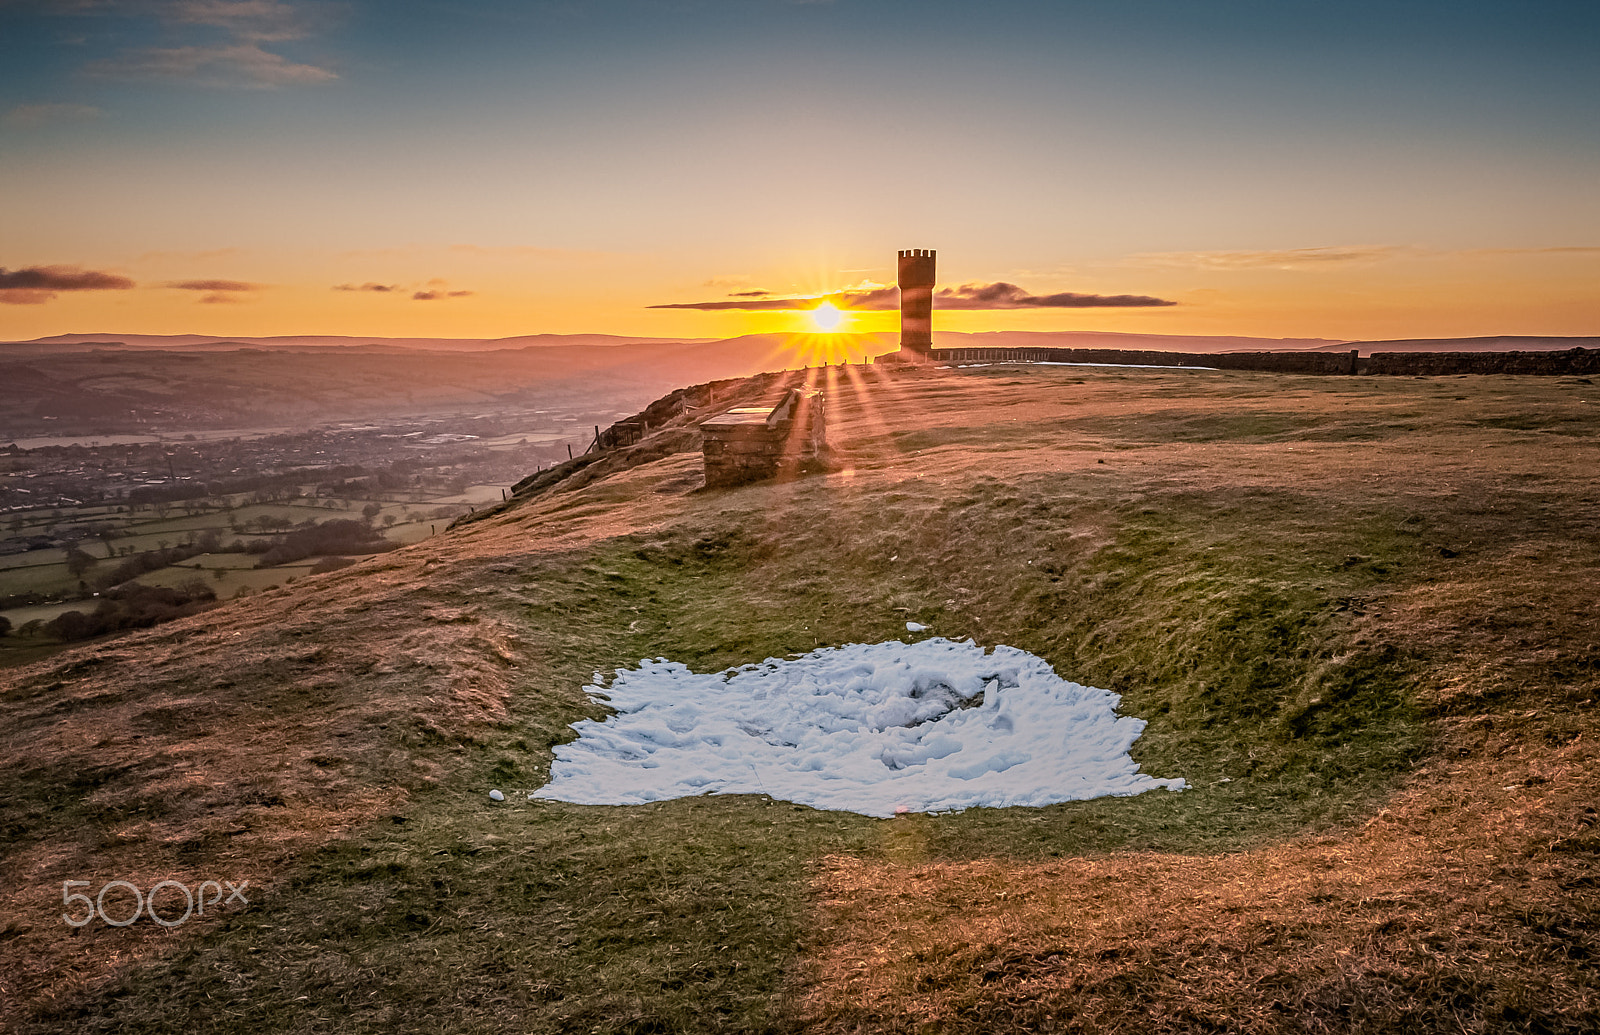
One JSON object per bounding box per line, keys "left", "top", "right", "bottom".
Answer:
{"left": 787, "top": 367, "right": 1600, "bottom": 1033}
{"left": 796, "top": 678, "right": 1599, "bottom": 1030}
{"left": 0, "top": 557, "right": 529, "bottom": 1019}
{"left": 0, "top": 404, "right": 748, "bottom": 1025}
{"left": 5, "top": 362, "right": 1599, "bottom": 1032}
{"left": 798, "top": 788, "right": 1600, "bottom": 1033}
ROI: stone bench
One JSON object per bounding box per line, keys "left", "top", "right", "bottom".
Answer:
{"left": 700, "top": 388, "right": 826, "bottom": 488}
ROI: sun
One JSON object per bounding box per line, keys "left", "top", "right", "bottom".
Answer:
{"left": 809, "top": 301, "right": 843, "bottom": 332}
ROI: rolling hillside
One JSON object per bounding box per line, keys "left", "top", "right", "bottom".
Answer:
{"left": 3, "top": 362, "right": 1597, "bottom": 1033}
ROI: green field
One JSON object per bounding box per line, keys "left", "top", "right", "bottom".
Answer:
{"left": 0, "top": 598, "right": 93, "bottom": 626}
{"left": 0, "top": 557, "right": 82, "bottom": 598}
{"left": 0, "top": 490, "right": 494, "bottom": 638}
{"left": 0, "top": 548, "right": 67, "bottom": 571}
{"left": 132, "top": 560, "right": 319, "bottom": 595}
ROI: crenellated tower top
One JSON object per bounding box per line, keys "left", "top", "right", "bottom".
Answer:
{"left": 897, "top": 248, "right": 936, "bottom": 355}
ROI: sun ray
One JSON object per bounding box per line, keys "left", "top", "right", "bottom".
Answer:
{"left": 780, "top": 331, "right": 864, "bottom": 369}
{"left": 836, "top": 361, "right": 898, "bottom": 449}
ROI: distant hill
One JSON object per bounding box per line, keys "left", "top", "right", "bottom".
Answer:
{"left": 0, "top": 332, "right": 898, "bottom": 435}
{"left": 7, "top": 332, "right": 721, "bottom": 352}
{"left": 9, "top": 330, "right": 1595, "bottom": 376}
{"left": 12, "top": 329, "right": 1346, "bottom": 356}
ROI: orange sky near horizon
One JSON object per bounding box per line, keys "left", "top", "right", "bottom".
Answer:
{"left": 3, "top": 1, "right": 1596, "bottom": 344}
{"left": 2, "top": 244, "right": 1595, "bottom": 343}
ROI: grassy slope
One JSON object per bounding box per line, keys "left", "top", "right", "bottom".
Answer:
{"left": 3, "top": 365, "right": 1598, "bottom": 1032}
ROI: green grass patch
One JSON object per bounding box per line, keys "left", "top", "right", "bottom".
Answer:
{"left": 35, "top": 796, "right": 872, "bottom": 1035}
{"left": 1472, "top": 412, "right": 1599, "bottom": 436}
{"left": 30, "top": 466, "right": 1433, "bottom": 1033}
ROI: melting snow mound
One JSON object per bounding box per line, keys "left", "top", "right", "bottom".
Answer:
{"left": 538, "top": 638, "right": 1184, "bottom": 818}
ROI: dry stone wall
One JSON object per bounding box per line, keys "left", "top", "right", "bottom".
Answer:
{"left": 928, "top": 346, "right": 1600, "bottom": 377}
{"left": 1360, "top": 349, "right": 1600, "bottom": 376}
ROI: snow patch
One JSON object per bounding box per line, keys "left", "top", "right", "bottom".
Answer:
{"left": 536, "top": 638, "right": 1184, "bottom": 817}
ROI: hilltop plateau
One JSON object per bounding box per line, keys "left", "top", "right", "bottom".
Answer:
{"left": 2, "top": 362, "right": 1598, "bottom": 1033}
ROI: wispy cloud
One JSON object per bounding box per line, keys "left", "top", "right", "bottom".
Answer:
{"left": 166, "top": 0, "right": 315, "bottom": 42}
{"left": 650, "top": 281, "right": 1175, "bottom": 311}
{"left": 332, "top": 280, "right": 472, "bottom": 299}
{"left": 1130, "top": 244, "right": 1600, "bottom": 270}
{"left": 1463, "top": 245, "right": 1600, "bottom": 257}
{"left": 54, "top": 0, "right": 338, "bottom": 87}
{"left": 167, "top": 277, "right": 260, "bottom": 302}
{"left": 85, "top": 41, "right": 336, "bottom": 87}
{"left": 0, "top": 264, "right": 134, "bottom": 304}
{"left": 1132, "top": 246, "right": 1414, "bottom": 270}
{"left": 167, "top": 278, "right": 259, "bottom": 291}
{"left": 2, "top": 102, "right": 103, "bottom": 129}
{"left": 651, "top": 294, "right": 859, "bottom": 312}
{"left": 333, "top": 281, "right": 399, "bottom": 292}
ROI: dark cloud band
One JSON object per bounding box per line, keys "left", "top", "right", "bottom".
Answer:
{"left": 0, "top": 265, "right": 135, "bottom": 304}
{"left": 333, "top": 282, "right": 473, "bottom": 299}
{"left": 650, "top": 281, "right": 1175, "bottom": 311}
{"left": 936, "top": 283, "right": 1176, "bottom": 309}
{"left": 0, "top": 266, "right": 134, "bottom": 292}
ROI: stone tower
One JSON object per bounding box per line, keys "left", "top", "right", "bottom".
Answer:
{"left": 897, "top": 248, "right": 936, "bottom": 359}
